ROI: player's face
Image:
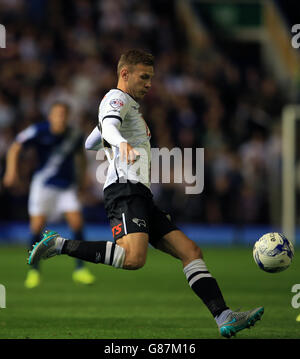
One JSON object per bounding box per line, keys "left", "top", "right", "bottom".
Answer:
{"left": 48, "top": 105, "right": 69, "bottom": 134}
{"left": 127, "top": 64, "right": 154, "bottom": 101}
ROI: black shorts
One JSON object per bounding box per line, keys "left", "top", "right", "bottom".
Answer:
{"left": 103, "top": 181, "right": 178, "bottom": 248}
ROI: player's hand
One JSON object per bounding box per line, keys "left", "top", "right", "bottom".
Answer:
{"left": 119, "top": 142, "right": 140, "bottom": 165}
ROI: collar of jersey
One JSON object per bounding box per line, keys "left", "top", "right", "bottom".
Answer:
{"left": 113, "top": 88, "right": 139, "bottom": 105}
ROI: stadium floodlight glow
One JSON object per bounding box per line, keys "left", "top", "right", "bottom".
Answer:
{"left": 282, "top": 105, "right": 300, "bottom": 245}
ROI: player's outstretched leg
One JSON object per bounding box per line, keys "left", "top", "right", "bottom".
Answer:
{"left": 183, "top": 258, "right": 264, "bottom": 338}
{"left": 159, "top": 230, "right": 264, "bottom": 338}
{"left": 27, "top": 229, "right": 126, "bottom": 269}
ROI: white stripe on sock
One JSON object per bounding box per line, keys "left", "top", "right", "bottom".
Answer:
{"left": 105, "top": 241, "right": 113, "bottom": 265}
{"left": 184, "top": 266, "right": 206, "bottom": 278}
{"left": 112, "top": 245, "right": 125, "bottom": 268}
{"left": 122, "top": 213, "right": 127, "bottom": 235}
{"left": 183, "top": 259, "right": 208, "bottom": 277}
{"left": 56, "top": 237, "right": 66, "bottom": 254}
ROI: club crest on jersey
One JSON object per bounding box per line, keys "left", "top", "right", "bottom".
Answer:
{"left": 109, "top": 98, "right": 124, "bottom": 109}
{"left": 132, "top": 218, "right": 147, "bottom": 228}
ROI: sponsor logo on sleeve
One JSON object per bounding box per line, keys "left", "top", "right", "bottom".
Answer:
{"left": 109, "top": 99, "right": 124, "bottom": 109}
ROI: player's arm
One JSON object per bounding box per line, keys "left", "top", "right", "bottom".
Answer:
{"left": 3, "top": 141, "right": 23, "bottom": 187}
{"left": 3, "top": 124, "right": 38, "bottom": 187}
{"left": 85, "top": 126, "right": 103, "bottom": 151}
{"left": 99, "top": 93, "right": 139, "bottom": 164}
{"left": 101, "top": 117, "right": 139, "bottom": 164}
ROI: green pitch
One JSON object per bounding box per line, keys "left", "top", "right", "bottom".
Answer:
{"left": 0, "top": 245, "right": 299, "bottom": 339}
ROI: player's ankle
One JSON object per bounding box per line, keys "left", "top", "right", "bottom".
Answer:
{"left": 56, "top": 237, "right": 66, "bottom": 254}
{"left": 214, "top": 309, "right": 232, "bottom": 326}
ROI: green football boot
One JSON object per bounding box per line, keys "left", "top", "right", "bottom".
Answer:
{"left": 218, "top": 307, "right": 264, "bottom": 338}
{"left": 28, "top": 230, "right": 64, "bottom": 266}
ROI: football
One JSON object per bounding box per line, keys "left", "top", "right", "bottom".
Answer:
{"left": 253, "top": 232, "right": 294, "bottom": 273}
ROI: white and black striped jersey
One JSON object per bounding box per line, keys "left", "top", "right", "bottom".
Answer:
{"left": 97, "top": 88, "right": 151, "bottom": 191}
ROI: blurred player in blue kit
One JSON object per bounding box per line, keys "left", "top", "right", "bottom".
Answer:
{"left": 3, "top": 102, "right": 95, "bottom": 288}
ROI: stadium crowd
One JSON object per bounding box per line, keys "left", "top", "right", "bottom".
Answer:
{"left": 0, "top": 0, "right": 288, "bottom": 226}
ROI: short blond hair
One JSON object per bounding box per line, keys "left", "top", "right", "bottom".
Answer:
{"left": 117, "top": 49, "right": 154, "bottom": 77}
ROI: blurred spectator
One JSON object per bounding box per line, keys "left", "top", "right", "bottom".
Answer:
{"left": 0, "top": 0, "right": 289, "bottom": 227}
{"left": 0, "top": 95, "right": 15, "bottom": 128}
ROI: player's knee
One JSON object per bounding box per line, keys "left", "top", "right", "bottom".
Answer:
{"left": 117, "top": 234, "right": 148, "bottom": 270}
{"left": 124, "top": 254, "right": 146, "bottom": 270}
{"left": 194, "top": 244, "right": 203, "bottom": 258}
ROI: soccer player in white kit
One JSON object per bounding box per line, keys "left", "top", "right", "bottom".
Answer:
{"left": 27, "top": 50, "right": 264, "bottom": 337}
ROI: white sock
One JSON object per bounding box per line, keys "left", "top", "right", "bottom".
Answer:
{"left": 110, "top": 243, "right": 125, "bottom": 268}
{"left": 55, "top": 236, "right": 66, "bottom": 254}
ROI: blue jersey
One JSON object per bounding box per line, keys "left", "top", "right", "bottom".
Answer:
{"left": 16, "top": 121, "right": 83, "bottom": 189}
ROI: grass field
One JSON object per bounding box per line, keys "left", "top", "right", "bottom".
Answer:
{"left": 0, "top": 245, "right": 299, "bottom": 339}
